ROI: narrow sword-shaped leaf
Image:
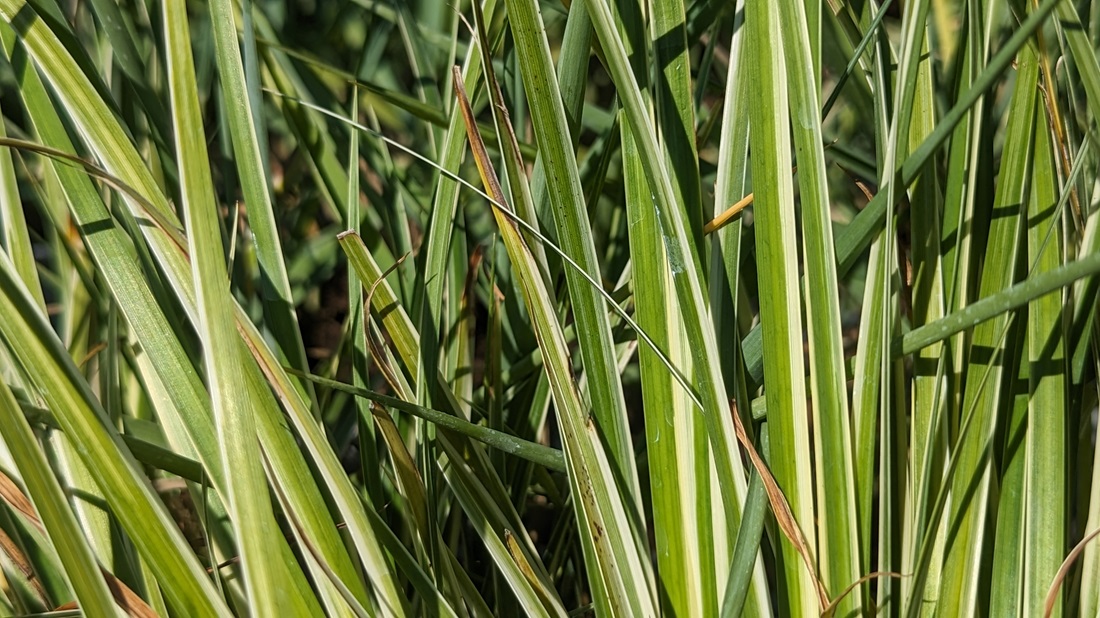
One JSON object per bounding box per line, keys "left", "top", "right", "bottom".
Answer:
{"left": 1023, "top": 89, "right": 1064, "bottom": 618}
{"left": 649, "top": 2, "right": 722, "bottom": 609}
{"left": 340, "top": 231, "right": 566, "bottom": 615}
{"left": 898, "top": 249, "right": 1100, "bottom": 355}
{"left": 739, "top": 0, "right": 1064, "bottom": 382}
{"left": 412, "top": 2, "right": 498, "bottom": 590}
{"left": 164, "top": 3, "right": 299, "bottom": 613}
{"left": 207, "top": 0, "right": 316, "bottom": 405}
{"left": 0, "top": 16, "right": 236, "bottom": 569}
{"left": 503, "top": 0, "right": 640, "bottom": 518}
{"left": 0, "top": 4, "right": 396, "bottom": 609}
{"left": 775, "top": 1, "right": 861, "bottom": 611}
{"left": 287, "top": 367, "right": 566, "bottom": 472}
{"left": 528, "top": 0, "right": 592, "bottom": 255}
{"left": 709, "top": 3, "right": 771, "bottom": 613}
{"left": 0, "top": 119, "right": 42, "bottom": 308}
{"left": 454, "top": 71, "right": 656, "bottom": 616}
{"left": 900, "top": 20, "right": 948, "bottom": 614}
{"left": 937, "top": 45, "right": 1038, "bottom": 618}
{"left": 743, "top": 1, "right": 815, "bottom": 614}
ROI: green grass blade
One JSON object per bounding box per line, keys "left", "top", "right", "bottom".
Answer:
{"left": 339, "top": 231, "right": 566, "bottom": 614}
{"left": 4, "top": 1, "right": 1096, "bottom": 615}
{"left": 470, "top": 1, "right": 551, "bottom": 284}
{"left": 739, "top": 0, "right": 1063, "bottom": 383}
{"left": 0, "top": 0, "right": 193, "bottom": 307}
{"left": 899, "top": 250, "right": 1100, "bottom": 356}
{"left": 412, "top": 6, "right": 495, "bottom": 591}
{"left": 236, "top": 305, "right": 408, "bottom": 615}
{"left": 438, "top": 446, "right": 564, "bottom": 617}
{"left": 874, "top": 2, "right": 931, "bottom": 602}
{"left": 164, "top": 3, "right": 298, "bottom": 613}
{"left": 262, "top": 90, "right": 706, "bottom": 412}
{"left": 0, "top": 16, "right": 234, "bottom": 555}
{"left": 650, "top": 0, "right": 703, "bottom": 253}
{"left": 3, "top": 2, "right": 387, "bottom": 610}
{"left": 775, "top": 1, "right": 861, "bottom": 611}
{"left": 417, "top": 0, "right": 494, "bottom": 401}
{"left": 0, "top": 122, "right": 43, "bottom": 309}
{"left": 626, "top": 109, "right": 706, "bottom": 615}
{"left": 709, "top": 5, "right": 770, "bottom": 614}
{"left": 455, "top": 76, "right": 656, "bottom": 616}
{"left": 989, "top": 350, "right": 1028, "bottom": 618}
{"left": 744, "top": 2, "right": 816, "bottom": 614}
{"left": 647, "top": 3, "right": 722, "bottom": 606}
{"left": 344, "top": 84, "right": 385, "bottom": 509}
{"left": 503, "top": 0, "right": 640, "bottom": 512}
{"left": 851, "top": 230, "right": 890, "bottom": 593}
{"left": 207, "top": 0, "right": 315, "bottom": 403}
{"left": 528, "top": 0, "right": 592, "bottom": 253}
{"left": 1022, "top": 88, "right": 1064, "bottom": 618}
{"left": 899, "top": 19, "right": 948, "bottom": 614}
{"left": 288, "top": 367, "right": 566, "bottom": 472}
{"left": 937, "top": 43, "right": 1038, "bottom": 618}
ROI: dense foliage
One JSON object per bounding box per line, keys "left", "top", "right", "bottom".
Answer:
{"left": 0, "top": 0, "right": 1098, "bottom": 616}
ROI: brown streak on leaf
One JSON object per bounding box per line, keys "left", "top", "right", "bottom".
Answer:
{"left": 0, "top": 471, "right": 42, "bottom": 531}
{"left": 0, "top": 524, "right": 48, "bottom": 605}
{"left": 453, "top": 66, "right": 507, "bottom": 211}
{"left": 102, "top": 566, "right": 158, "bottom": 618}
{"left": 0, "top": 474, "right": 156, "bottom": 616}
{"left": 730, "top": 403, "right": 830, "bottom": 610}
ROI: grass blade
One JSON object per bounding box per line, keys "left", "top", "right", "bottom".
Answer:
{"left": 581, "top": 6, "right": 764, "bottom": 607}
{"left": 744, "top": 1, "right": 816, "bottom": 613}
{"left": 775, "top": 2, "right": 861, "bottom": 611}
{"left": 1022, "top": 79, "right": 1064, "bottom": 618}
{"left": 207, "top": 0, "right": 315, "bottom": 403}
{"left": 454, "top": 68, "right": 656, "bottom": 616}
{"left": 503, "top": 0, "right": 640, "bottom": 518}
{"left": 937, "top": 42, "right": 1038, "bottom": 618}
{"left": 164, "top": 3, "right": 300, "bottom": 613}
